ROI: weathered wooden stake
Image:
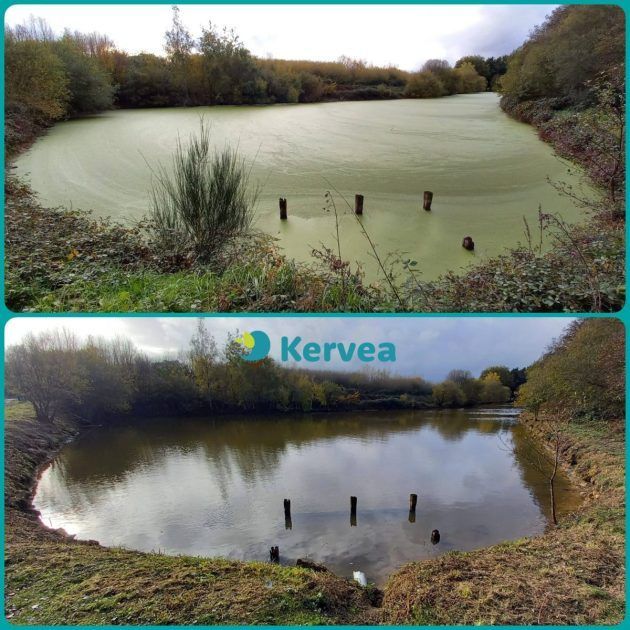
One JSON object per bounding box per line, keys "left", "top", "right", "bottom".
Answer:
{"left": 270, "top": 545, "right": 280, "bottom": 562}
{"left": 279, "top": 197, "right": 288, "bottom": 220}
{"left": 462, "top": 236, "right": 474, "bottom": 251}
{"left": 350, "top": 496, "right": 357, "bottom": 526}
{"left": 355, "top": 194, "right": 364, "bottom": 215}
{"left": 408, "top": 493, "right": 418, "bottom": 523}
{"left": 423, "top": 191, "right": 433, "bottom": 211}
{"left": 284, "top": 499, "right": 292, "bottom": 530}
{"left": 431, "top": 529, "right": 440, "bottom": 545}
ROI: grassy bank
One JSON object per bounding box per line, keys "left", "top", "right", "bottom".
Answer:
{"left": 382, "top": 414, "right": 625, "bottom": 625}
{"left": 4, "top": 402, "right": 379, "bottom": 625}
{"left": 5, "top": 402, "right": 624, "bottom": 625}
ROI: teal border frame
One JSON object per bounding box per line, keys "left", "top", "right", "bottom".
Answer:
{"left": 0, "top": 0, "right": 628, "bottom": 627}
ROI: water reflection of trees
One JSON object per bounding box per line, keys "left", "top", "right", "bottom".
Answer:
{"left": 57, "top": 410, "right": 505, "bottom": 481}
{"left": 51, "top": 409, "right": 578, "bottom": 522}
{"left": 505, "top": 425, "right": 581, "bottom": 522}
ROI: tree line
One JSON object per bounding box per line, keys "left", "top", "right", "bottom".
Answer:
{"left": 499, "top": 5, "right": 623, "bottom": 106}
{"left": 517, "top": 318, "right": 624, "bottom": 422}
{"left": 11, "top": 320, "right": 622, "bottom": 428}
{"left": 5, "top": 321, "right": 521, "bottom": 424}
{"left": 5, "top": 8, "right": 499, "bottom": 154}
{"left": 432, "top": 366, "right": 522, "bottom": 408}
{"left": 404, "top": 56, "right": 506, "bottom": 98}
{"left": 498, "top": 4, "right": 624, "bottom": 206}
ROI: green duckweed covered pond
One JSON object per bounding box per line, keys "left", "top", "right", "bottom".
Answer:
{"left": 15, "top": 94, "right": 589, "bottom": 279}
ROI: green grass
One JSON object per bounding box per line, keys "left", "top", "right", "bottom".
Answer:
{"left": 28, "top": 264, "right": 384, "bottom": 313}
{"left": 7, "top": 545, "right": 363, "bottom": 625}
{"left": 4, "top": 400, "right": 38, "bottom": 421}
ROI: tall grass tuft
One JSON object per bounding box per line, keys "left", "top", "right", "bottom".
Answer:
{"left": 149, "top": 121, "right": 258, "bottom": 262}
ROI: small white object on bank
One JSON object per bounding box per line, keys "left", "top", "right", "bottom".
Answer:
{"left": 353, "top": 571, "right": 367, "bottom": 586}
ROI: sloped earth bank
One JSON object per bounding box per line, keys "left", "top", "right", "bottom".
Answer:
{"left": 383, "top": 416, "right": 625, "bottom": 625}
{"left": 5, "top": 403, "right": 624, "bottom": 625}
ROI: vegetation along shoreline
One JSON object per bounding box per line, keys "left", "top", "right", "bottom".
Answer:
{"left": 4, "top": 318, "right": 625, "bottom": 624}
{"left": 5, "top": 4, "right": 625, "bottom": 313}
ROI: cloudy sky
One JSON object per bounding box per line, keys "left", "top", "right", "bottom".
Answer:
{"left": 5, "top": 4, "right": 556, "bottom": 70}
{"left": 5, "top": 317, "right": 572, "bottom": 381}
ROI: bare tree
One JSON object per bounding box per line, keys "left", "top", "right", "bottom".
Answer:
{"left": 5, "top": 330, "right": 83, "bottom": 423}
{"left": 501, "top": 415, "right": 568, "bottom": 525}
{"left": 9, "top": 15, "right": 56, "bottom": 42}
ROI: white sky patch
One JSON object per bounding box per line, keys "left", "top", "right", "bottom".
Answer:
{"left": 4, "top": 317, "right": 573, "bottom": 381}
{"left": 5, "top": 4, "right": 556, "bottom": 70}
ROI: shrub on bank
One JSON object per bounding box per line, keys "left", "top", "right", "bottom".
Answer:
{"left": 403, "top": 71, "right": 445, "bottom": 98}
{"left": 149, "top": 123, "right": 257, "bottom": 263}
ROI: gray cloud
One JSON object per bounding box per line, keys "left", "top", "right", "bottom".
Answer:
{"left": 439, "top": 5, "right": 557, "bottom": 64}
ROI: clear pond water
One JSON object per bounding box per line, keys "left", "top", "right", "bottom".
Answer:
{"left": 34, "top": 408, "right": 581, "bottom": 585}
{"left": 15, "top": 94, "right": 589, "bottom": 279}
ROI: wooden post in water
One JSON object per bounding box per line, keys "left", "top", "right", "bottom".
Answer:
{"left": 423, "top": 191, "right": 433, "bottom": 211}
{"left": 279, "top": 197, "right": 288, "bottom": 220}
{"left": 270, "top": 545, "right": 280, "bottom": 562}
{"left": 355, "top": 194, "right": 364, "bottom": 215}
{"left": 462, "top": 236, "right": 475, "bottom": 251}
{"left": 408, "top": 493, "right": 418, "bottom": 523}
{"left": 284, "top": 499, "right": 292, "bottom": 530}
{"left": 350, "top": 496, "right": 357, "bottom": 527}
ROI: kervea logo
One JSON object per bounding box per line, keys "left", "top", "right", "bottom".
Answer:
{"left": 236, "top": 331, "right": 396, "bottom": 363}
{"left": 282, "top": 337, "right": 396, "bottom": 363}
{"left": 235, "top": 330, "right": 272, "bottom": 362}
